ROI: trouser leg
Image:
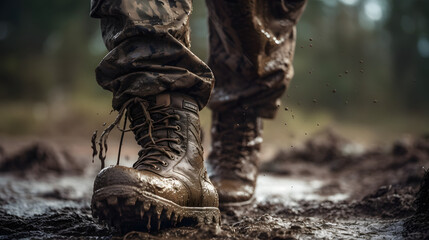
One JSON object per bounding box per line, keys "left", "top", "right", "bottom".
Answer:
{"left": 90, "top": 0, "right": 214, "bottom": 110}
{"left": 206, "top": 0, "right": 307, "bottom": 118}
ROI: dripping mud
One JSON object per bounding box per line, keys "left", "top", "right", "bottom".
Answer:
{"left": 0, "top": 130, "right": 428, "bottom": 239}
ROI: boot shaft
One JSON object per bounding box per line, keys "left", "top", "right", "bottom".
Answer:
{"left": 211, "top": 110, "right": 263, "bottom": 155}
{"left": 126, "top": 93, "right": 204, "bottom": 172}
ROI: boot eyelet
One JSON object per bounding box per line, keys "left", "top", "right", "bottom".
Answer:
{"left": 175, "top": 114, "right": 181, "bottom": 120}
{"left": 162, "top": 161, "right": 168, "bottom": 166}
{"left": 176, "top": 138, "right": 181, "bottom": 144}
{"left": 169, "top": 155, "right": 174, "bottom": 160}
{"left": 176, "top": 125, "right": 181, "bottom": 131}
{"left": 152, "top": 166, "right": 160, "bottom": 171}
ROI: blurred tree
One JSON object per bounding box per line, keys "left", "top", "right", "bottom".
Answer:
{"left": 0, "top": 0, "right": 102, "bottom": 101}
{"left": 386, "top": 0, "right": 429, "bottom": 110}
{"left": 289, "top": 0, "right": 391, "bottom": 114}
{"left": 0, "top": 0, "right": 427, "bottom": 115}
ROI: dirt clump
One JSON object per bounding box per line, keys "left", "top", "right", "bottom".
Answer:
{"left": 0, "top": 207, "right": 110, "bottom": 239}
{"left": 261, "top": 128, "right": 362, "bottom": 174}
{"left": 262, "top": 131, "right": 429, "bottom": 198}
{"left": 403, "top": 170, "right": 429, "bottom": 239}
{"left": 0, "top": 142, "right": 85, "bottom": 177}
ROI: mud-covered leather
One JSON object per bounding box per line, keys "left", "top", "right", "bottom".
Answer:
{"left": 207, "top": 110, "right": 262, "bottom": 203}
{"left": 93, "top": 93, "right": 218, "bottom": 208}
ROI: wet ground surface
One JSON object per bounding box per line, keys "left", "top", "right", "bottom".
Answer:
{"left": 0, "top": 130, "right": 428, "bottom": 239}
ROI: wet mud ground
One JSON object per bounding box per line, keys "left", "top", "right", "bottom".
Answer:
{"left": 0, "top": 130, "right": 428, "bottom": 239}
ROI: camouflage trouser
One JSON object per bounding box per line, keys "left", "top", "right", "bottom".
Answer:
{"left": 90, "top": 0, "right": 306, "bottom": 118}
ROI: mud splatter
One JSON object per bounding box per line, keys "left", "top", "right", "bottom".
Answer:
{"left": 91, "top": 130, "right": 98, "bottom": 164}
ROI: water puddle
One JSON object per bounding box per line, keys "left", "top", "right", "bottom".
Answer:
{"left": 256, "top": 175, "right": 349, "bottom": 202}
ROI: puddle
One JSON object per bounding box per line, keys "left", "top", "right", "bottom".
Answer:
{"left": 256, "top": 175, "right": 349, "bottom": 202}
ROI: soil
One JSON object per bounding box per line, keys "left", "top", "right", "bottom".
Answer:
{"left": 0, "top": 130, "right": 428, "bottom": 239}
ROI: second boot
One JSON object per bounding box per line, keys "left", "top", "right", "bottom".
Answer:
{"left": 207, "top": 109, "right": 263, "bottom": 206}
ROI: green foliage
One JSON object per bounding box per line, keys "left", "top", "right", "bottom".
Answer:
{"left": 0, "top": 0, "right": 105, "bottom": 101}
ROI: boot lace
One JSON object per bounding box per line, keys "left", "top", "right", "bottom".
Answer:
{"left": 91, "top": 97, "right": 183, "bottom": 170}
{"left": 211, "top": 120, "right": 262, "bottom": 171}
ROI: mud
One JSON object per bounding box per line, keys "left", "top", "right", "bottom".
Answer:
{"left": 403, "top": 171, "right": 429, "bottom": 239}
{"left": 1, "top": 131, "right": 428, "bottom": 239}
{"left": 0, "top": 142, "right": 86, "bottom": 177}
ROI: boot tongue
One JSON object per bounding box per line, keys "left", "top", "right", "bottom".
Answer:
{"left": 127, "top": 93, "right": 198, "bottom": 148}
{"left": 151, "top": 94, "right": 171, "bottom": 147}
{"left": 128, "top": 94, "right": 172, "bottom": 148}
{"left": 156, "top": 93, "right": 171, "bottom": 107}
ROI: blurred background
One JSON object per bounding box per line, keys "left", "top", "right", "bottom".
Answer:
{"left": 0, "top": 0, "right": 428, "bottom": 153}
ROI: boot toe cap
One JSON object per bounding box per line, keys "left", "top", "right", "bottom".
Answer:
{"left": 93, "top": 165, "right": 188, "bottom": 205}
{"left": 212, "top": 179, "right": 255, "bottom": 204}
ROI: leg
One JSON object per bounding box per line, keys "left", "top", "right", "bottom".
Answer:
{"left": 90, "top": 0, "right": 219, "bottom": 231}
{"left": 91, "top": 0, "right": 213, "bottom": 110}
{"left": 206, "top": 0, "right": 307, "bottom": 205}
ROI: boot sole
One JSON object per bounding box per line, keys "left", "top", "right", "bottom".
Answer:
{"left": 219, "top": 196, "right": 256, "bottom": 209}
{"left": 91, "top": 185, "right": 221, "bottom": 232}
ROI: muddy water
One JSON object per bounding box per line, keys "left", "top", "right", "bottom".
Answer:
{"left": 0, "top": 133, "right": 428, "bottom": 239}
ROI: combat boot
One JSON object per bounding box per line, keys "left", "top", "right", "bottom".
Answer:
{"left": 91, "top": 93, "right": 220, "bottom": 232}
{"left": 207, "top": 109, "right": 263, "bottom": 206}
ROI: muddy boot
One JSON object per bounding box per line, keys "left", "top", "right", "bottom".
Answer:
{"left": 91, "top": 93, "right": 220, "bottom": 232}
{"left": 207, "top": 110, "right": 263, "bottom": 206}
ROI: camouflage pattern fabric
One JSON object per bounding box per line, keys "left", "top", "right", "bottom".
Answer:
{"left": 90, "top": 0, "right": 306, "bottom": 118}
{"left": 206, "top": 0, "right": 307, "bottom": 118}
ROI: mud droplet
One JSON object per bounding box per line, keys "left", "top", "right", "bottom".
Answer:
{"left": 309, "top": 38, "right": 313, "bottom": 41}
{"left": 285, "top": 107, "right": 289, "bottom": 111}
{"left": 300, "top": 46, "right": 304, "bottom": 49}
{"left": 373, "top": 99, "right": 378, "bottom": 103}
{"left": 91, "top": 130, "right": 98, "bottom": 163}
{"left": 313, "top": 99, "right": 318, "bottom": 103}
{"left": 317, "top": 123, "right": 320, "bottom": 126}
{"left": 309, "top": 44, "right": 313, "bottom": 47}
{"left": 360, "top": 69, "right": 364, "bottom": 73}
{"left": 292, "top": 115, "right": 295, "bottom": 119}
{"left": 360, "top": 59, "right": 364, "bottom": 64}
{"left": 305, "top": 133, "right": 308, "bottom": 135}
{"left": 345, "top": 100, "right": 349, "bottom": 105}
{"left": 309, "top": 71, "right": 312, "bottom": 74}
{"left": 338, "top": 74, "right": 342, "bottom": 78}
{"left": 102, "top": 123, "right": 106, "bottom": 127}
{"left": 345, "top": 70, "right": 349, "bottom": 74}
{"left": 332, "top": 89, "right": 337, "bottom": 93}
